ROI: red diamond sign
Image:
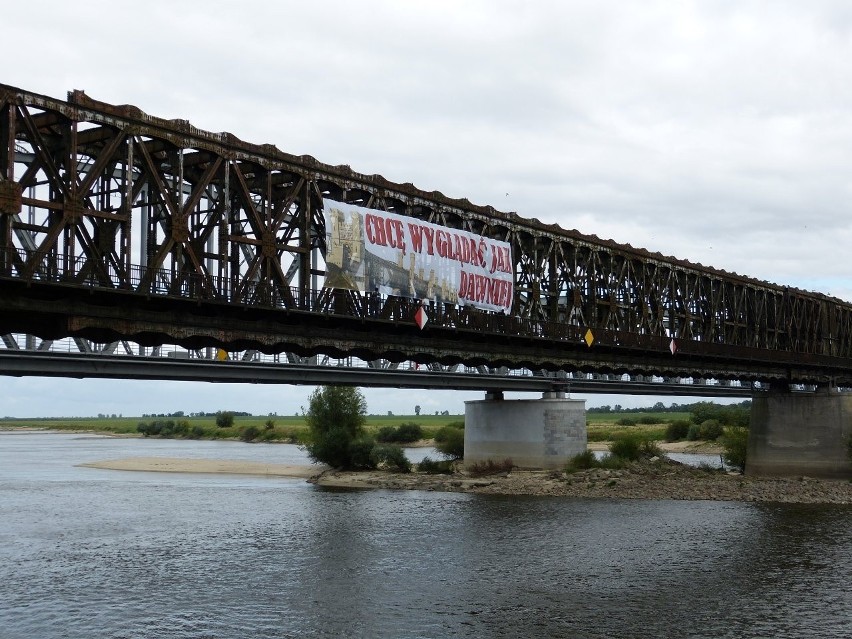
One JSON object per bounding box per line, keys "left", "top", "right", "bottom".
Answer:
{"left": 415, "top": 307, "right": 429, "bottom": 330}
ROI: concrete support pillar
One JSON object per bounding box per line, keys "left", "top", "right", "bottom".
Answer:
{"left": 464, "top": 392, "right": 586, "bottom": 470}
{"left": 746, "top": 386, "right": 852, "bottom": 479}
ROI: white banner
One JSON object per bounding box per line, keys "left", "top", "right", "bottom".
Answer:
{"left": 323, "top": 201, "right": 513, "bottom": 313}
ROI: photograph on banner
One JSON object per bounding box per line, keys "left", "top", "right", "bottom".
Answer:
{"left": 323, "top": 201, "right": 513, "bottom": 313}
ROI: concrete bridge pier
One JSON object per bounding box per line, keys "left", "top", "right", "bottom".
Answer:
{"left": 464, "top": 391, "right": 587, "bottom": 470}
{"left": 746, "top": 384, "right": 852, "bottom": 479}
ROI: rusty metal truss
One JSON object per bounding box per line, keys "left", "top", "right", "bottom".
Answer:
{"left": 0, "top": 83, "right": 850, "bottom": 386}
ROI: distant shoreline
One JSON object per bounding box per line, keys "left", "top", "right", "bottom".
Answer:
{"left": 1, "top": 426, "right": 723, "bottom": 454}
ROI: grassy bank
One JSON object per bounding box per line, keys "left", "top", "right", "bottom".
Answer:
{"left": 586, "top": 411, "right": 690, "bottom": 442}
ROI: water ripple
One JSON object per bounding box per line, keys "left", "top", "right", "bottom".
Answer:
{"left": 1, "top": 432, "right": 850, "bottom": 638}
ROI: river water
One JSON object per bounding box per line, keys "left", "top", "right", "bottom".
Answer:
{"left": 1, "top": 432, "right": 850, "bottom": 639}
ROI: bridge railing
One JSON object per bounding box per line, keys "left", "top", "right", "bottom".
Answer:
{"left": 0, "top": 244, "right": 834, "bottom": 363}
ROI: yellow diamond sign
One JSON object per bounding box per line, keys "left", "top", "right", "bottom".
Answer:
{"left": 584, "top": 329, "right": 594, "bottom": 347}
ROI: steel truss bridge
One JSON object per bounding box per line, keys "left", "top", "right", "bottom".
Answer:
{"left": 0, "top": 83, "right": 850, "bottom": 392}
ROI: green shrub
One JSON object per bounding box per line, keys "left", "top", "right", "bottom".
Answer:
{"left": 370, "top": 444, "right": 411, "bottom": 472}
{"left": 210, "top": 426, "right": 237, "bottom": 439}
{"left": 690, "top": 401, "right": 720, "bottom": 424}
{"left": 375, "top": 426, "right": 398, "bottom": 442}
{"left": 240, "top": 425, "right": 261, "bottom": 442}
{"left": 434, "top": 421, "right": 464, "bottom": 442}
{"left": 609, "top": 433, "right": 662, "bottom": 461}
{"left": 722, "top": 404, "right": 750, "bottom": 428}
{"left": 467, "top": 458, "right": 513, "bottom": 476}
{"left": 303, "top": 386, "right": 368, "bottom": 468}
{"left": 616, "top": 417, "right": 637, "bottom": 426}
{"left": 609, "top": 434, "right": 642, "bottom": 461}
{"left": 685, "top": 419, "right": 725, "bottom": 441}
{"left": 264, "top": 419, "right": 275, "bottom": 430}
{"left": 689, "top": 401, "right": 751, "bottom": 428}
{"left": 215, "top": 411, "right": 235, "bottom": 428}
{"left": 157, "top": 420, "right": 175, "bottom": 437}
{"left": 565, "top": 450, "right": 598, "bottom": 473}
{"left": 256, "top": 429, "right": 277, "bottom": 442}
{"left": 190, "top": 425, "right": 205, "bottom": 439}
{"left": 435, "top": 425, "right": 464, "bottom": 459}
{"left": 565, "top": 442, "right": 661, "bottom": 474}
{"left": 637, "top": 415, "right": 659, "bottom": 425}
{"left": 347, "top": 436, "right": 378, "bottom": 470}
{"left": 698, "top": 419, "right": 724, "bottom": 440}
{"left": 720, "top": 426, "right": 749, "bottom": 472}
{"left": 418, "top": 456, "right": 455, "bottom": 474}
{"left": 137, "top": 419, "right": 188, "bottom": 438}
{"left": 173, "top": 420, "right": 189, "bottom": 437}
{"left": 375, "top": 422, "right": 424, "bottom": 443}
{"left": 307, "top": 427, "right": 355, "bottom": 468}
{"left": 395, "top": 422, "right": 424, "bottom": 443}
{"left": 639, "top": 438, "right": 664, "bottom": 458}
{"left": 665, "top": 419, "right": 691, "bottom": 442}
{"left": 279, "top": 427, "right": 303, "bottom": 444}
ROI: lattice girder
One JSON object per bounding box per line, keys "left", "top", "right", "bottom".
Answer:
{"left": 0, "top": 83, "right": 850, "bottom": 385}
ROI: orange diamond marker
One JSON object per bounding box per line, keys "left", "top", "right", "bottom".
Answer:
{"left": 584, "top": 329, "right": 594, "bottom": 347}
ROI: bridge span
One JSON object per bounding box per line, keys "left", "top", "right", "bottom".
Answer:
{"left": 0, "top": 84, "right": 849, "bottom": 478}
{"left": 0, "top": 83, "right": 851, "bottom": 387}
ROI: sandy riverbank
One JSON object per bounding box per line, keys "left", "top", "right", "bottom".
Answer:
{"left": 77, "top": 453, "right": 852, "bottom": 504}
{"left": 75, "top": 440, "right": 717, "bottom": 479}
{"left": 79, "top": 457, "right": 321, "bottom": 478}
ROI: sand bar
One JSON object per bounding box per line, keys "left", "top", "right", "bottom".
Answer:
{"left": 79, "top": 457, "right": 322, "bottom": 478}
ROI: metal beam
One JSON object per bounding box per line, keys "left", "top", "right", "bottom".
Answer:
{"left": 0, "top": 350, "right": 757, "bottom": 396}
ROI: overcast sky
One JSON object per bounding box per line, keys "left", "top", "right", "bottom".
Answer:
{"left": 2, "top": 1, "right": 850, "bottom": 418}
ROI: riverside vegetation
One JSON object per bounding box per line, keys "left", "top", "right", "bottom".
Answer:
{"left": 0, "top": 398, "right": 751, "bottom": 469}
{"left": 6, "top": 393, "right": 850, "bottom": 501}
{"left": 0, "top": 411, "right": 465, "bottom": 444}
{"left": 307, "top": 395, "right": 847, "bottom": 502}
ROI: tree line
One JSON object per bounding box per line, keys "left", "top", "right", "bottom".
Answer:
{"left": 589, "top": 400, "right": 751, "bottom": 415}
